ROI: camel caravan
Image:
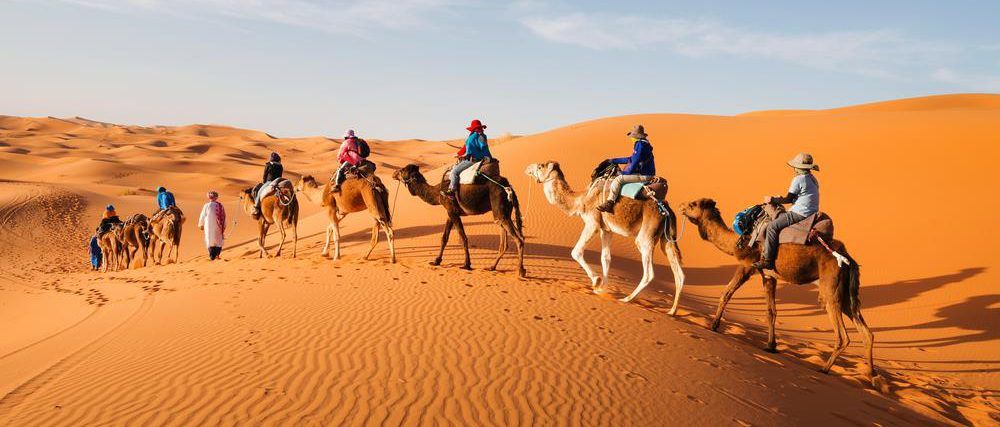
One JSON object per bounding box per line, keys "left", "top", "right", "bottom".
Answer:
{"left": 85, "top": 120, "right": 881, "bottom": 389}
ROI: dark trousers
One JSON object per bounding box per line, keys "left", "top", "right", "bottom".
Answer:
{"left": 208, "top": 246, "right": 222, "bottom": 260}
{"left": 762, "top": 211, "right": 806, "bottom": 261}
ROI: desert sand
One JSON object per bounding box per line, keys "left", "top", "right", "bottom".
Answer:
{"left": 0, "top": 94, "right": 996, "bottom": 425}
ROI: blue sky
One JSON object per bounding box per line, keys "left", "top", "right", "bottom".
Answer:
{"left": 2, "top": 0, "right": 998, "bottom": 139}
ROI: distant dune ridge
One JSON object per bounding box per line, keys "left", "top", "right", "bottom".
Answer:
{"left": 0, "top": 94, "right": 997, "bottom": 425}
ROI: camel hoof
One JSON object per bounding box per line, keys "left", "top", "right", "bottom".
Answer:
{"left": 518, "top": 269, "right": 526, "bottom": 278}
{"left": 667, "top": 309, "right": 677, "bottom": 317}
{"left": 592, "top": 287, "right": 606, "bottom": 295}
{"left": 709, "top": 322, "right": 721, "bottom": 332}
{"left": 459, "top": 265, "right": 473, "bottom": 271}
{"left": 619, "top": 297, "right": 633, "bottom": 303}
{"left": 871, "top": 375, "right": 889, "bottom": 393}
{"left": 429, "top": 259, "right": 441, "bottom": 266}
{"left": 485, "top": 266, "right": 497, "bottom": 272}
{"left": 764, "top": 345, "right": 778, "bottom": 353}
{"left": 818, "top": 367, "right": 831, "bottom": 374}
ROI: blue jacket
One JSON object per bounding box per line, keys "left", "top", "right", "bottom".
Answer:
{"left": 157, "top": 191, "right": 176, "bottom": 210}
{"left": 610, "top": 139, "right": 655, "bottom": 176}
{"left": 463, "top": 132, "right": 491, "bottom": 160}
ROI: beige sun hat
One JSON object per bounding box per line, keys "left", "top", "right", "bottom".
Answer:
{"left": 787, "top": 152, "right": 819, "bottom": 171}
{"left": 626, "top": 124, "right": 648, "bottom": 139}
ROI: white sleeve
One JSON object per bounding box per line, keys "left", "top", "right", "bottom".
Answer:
{"left": 788, "top": 176, "right": 802, "bottom": 195}
{"left": 198, "top": 203, "right": 208, "bottom": 227}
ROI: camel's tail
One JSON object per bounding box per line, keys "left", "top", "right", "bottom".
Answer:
{"left": 658, "top": 202, "right": 682, "bottom": 264}
{"left": 501, "top": 177, "right": 524, "bottom": 234}
{"left": 838, "top": 252, "right": 862, "bottom": 318}
{"left": 374, "top": 180, "right": 393, "bottom": 227}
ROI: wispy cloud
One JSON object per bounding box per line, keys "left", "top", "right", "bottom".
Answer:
{"left": 47, "top": 0, "right": 458, "bottom": 34}
{"left": 519, "top": 11, "right": 961, "bottom": 80}
{"left": 931, "top": 68, "right": 1000, "bottom": 92}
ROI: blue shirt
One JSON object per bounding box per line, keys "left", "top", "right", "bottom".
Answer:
{"left": 464, "top": 132, "right": 491, "bottom": 160}
{"left": 157, "top": 191, "right": 176, "bottom": 210}
{"left": 610, "top": 139, "right": 655, "bottom": 176}
{"left": 788, "top": 173, "right": 819, "bottom": 216}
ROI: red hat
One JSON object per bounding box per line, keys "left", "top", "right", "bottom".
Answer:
{"left": 466, "top": 119, "right": 486, "bottom": 132}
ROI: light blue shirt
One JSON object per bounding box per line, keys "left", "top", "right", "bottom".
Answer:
{"left": 788, "top": 173, "right": 819, "bottom": 216}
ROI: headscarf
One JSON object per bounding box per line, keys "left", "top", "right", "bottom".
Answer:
{"left": 157, "top": 186, "right": 166, "bottom": 193}
{"left": 207, "top": 191, "right": 219, "bottom": 200}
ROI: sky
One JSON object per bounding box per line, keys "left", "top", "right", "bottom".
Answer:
{"left": 2, "top": 0, "right": 998, "bottom": 140}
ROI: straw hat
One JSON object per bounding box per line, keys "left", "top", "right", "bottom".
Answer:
{"left": 627, "top": 124, "right": 648, "bottom": 139}
{"left": 787, "top": 152, "right": 819, "bottom": 171}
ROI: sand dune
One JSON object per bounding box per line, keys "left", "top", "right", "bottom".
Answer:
{"left": 0, "top": 94, "right": 997, "bottom": 425}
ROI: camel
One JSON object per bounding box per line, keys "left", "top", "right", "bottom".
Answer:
{"left": 679, "top": 198, "right": 878, "bottom": 387}
{"left": 295, "top": 174, "right": 395, "bottom": 262}
{"left": 149, "top": 207, "right": 185, "bottom": 264}
{"left": 97, "top": 224, "right": 124, "bottom": 272}
{"left": 239, "top": 180, "right": 299, "bottom": 258}
{"left": 119, "top": 214, "right": 150, "bottom": 268}
{"left": 392, "top": 164, "right": 526, "bottom": 277}
{"left": 524, "top": 161, "right": 686, "bottom": 315}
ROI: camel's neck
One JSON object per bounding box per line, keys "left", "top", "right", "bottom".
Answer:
{"left": 698, "top": 212, "right": 741, "bottom": 256}
{"left": 300, "top": 185, "right": 324, "bottom": 204}
{"left": 408, "top": 179, "right": 442, "bottom": 206}
{"left": 543, "top": 175, "right": 583, "bottom": 215}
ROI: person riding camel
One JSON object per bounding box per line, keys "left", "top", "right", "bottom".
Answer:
{"left": 97, "top": 204, "right": 122, "bottom": 233}
{"left": 332, "top": 129, "right": 367, "bottom": 193}
{"left": 253, "top": 152, "right": 284, "bottom": 217}
{"left": 596, "top": 125, "right": 656, "bottom": 213}
{"left": 752, "top": 152, "right": 821, "bottom": 270}
{"left": 444, "top": 119, "right": 491, "bottom": 198}
{"left": 150, "top": 186, "right": 177, "bottom": 221}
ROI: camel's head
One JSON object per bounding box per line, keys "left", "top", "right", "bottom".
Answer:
{"left": 297, "top": 175, "right": 319, "bottom": 192}
{"left": 524, "top": 161, "right": 561, "bottom": 184}
{"left": 393, "top": 164, "right": 424, "bottom": 184}
{"left": 680, "top": 198, "right": 719, "bottom": 224}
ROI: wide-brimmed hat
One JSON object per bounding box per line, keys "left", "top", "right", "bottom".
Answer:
{"left": 466, "top": 119, "right": 486, "bottom": 132}
{"left": 787, "top": 152, "right": 820, "bottom": 171}
{"left": 344, "top": 129, "right": 356, "bottom": 139}
{"left": 627, "top": 124, "right": 648, "bottom": 139}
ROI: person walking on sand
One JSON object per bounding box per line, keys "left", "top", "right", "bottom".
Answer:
{"left": 198, "top": 190, "right": 227, "bottom": 260}
{"left": 753, "top": 152, "right": 821, "bottom": 270}
{"left": 444, "top": 119, "right": 491, "bottom": 198}
{"left": 596, "top": 125, "right": 656, "bottom": 213}
{"left": 88, "top": 234, "right": 102, "bottom": 270}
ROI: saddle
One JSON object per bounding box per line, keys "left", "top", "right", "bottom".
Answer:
{"left": 620, "top": 178, "right": 668, "bottom": 201}
{"left": 343, "top": 160, "right": 377, "bottom": 180}
{"left": 442, "top": 158, "right": 501, "bottom": 186}
{"left": 747, "top": 204, "right": 835, "bottom": 247}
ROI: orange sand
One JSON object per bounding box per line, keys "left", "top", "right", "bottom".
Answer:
{"left": 0, "top": 94, "right": 996, "bottom": 425}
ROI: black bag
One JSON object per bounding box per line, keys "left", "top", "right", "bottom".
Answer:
{"left": 357, "top": 138, "right": 371, "bottom": 158}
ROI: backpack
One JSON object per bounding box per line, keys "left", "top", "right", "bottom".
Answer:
{"left": 356, "top": 138, "right": 371, "bottom": 158}
{"left": 733, "top": 204, "right": 764, "bottom": 236}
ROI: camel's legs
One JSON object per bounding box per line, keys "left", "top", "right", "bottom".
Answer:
{"left": 662, "top": 239, "right": 685, "bottom": 316}
{"left": 821, "top": 301, "right": 850, "bottom": 373}
{"left": 497, "top": 217, "right": 526, "bottom": 278}
{"left": 762, "top": 275, "right": 778, "bottom": 352}
{"left": 383, "top": 222, "right": 396, "bottom": 263}
{"left": 851, "top": 311, "right": 877, "bottom": 379}
{"left": 453, "top": 217, "right": 472, "bottom": 270}
{"left": 322, "top": 224, "right": 333, "bottom": 256}
{"left": 258, "top": 221, "right": 270, "bottom": 258}
{"left": 432, "top": 218, "right": 454, "bottom": 266}
{"left": 487, "top": 222, "right": 508, "bottom": 272}
{"left": 291, "top": 220, "right": 297, "bottom": 258}
{"left": 274, "top": 217, "right": 287, "bottom": 257}
{"left": 599, "top": 230, "right": 612, "bottom": 290}
{"left": 364, "top": 223, "right": 380, "bottom": 260}
{"left": 710, "top": 265, "right": 754, "bottom": 331}
{"left": 331, "top": 216, "right": 342, "bottom": 260}
{"left": 571, "top": 220, "right": 601, "bottom": 290}
{"left": 622, "top": 237, "right": 655, "bottom": 303}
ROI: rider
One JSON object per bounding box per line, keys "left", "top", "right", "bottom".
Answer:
{"left": 254, "top": 152, "right": 284, "bottom": 216}
{"left": 444, "top": 119, "right": 491, "bottom": 197}
{"left": 596, "top": 125, "right": 655, "bottom": 213}
{"left": 151, "top": 186, "right": 177, "bottom": 221}
{"left": 332, "top": 129, "right": 366, "bottom": 193}
{"left": 97, "top": 204, "right": 122, "bottom": 233}
{"left": 753, "top": 152, "right": 821, "bottom": 270}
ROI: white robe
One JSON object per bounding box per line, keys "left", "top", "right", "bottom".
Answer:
{"left": 198, "top": 201, "right": 226, "bottom": 248}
